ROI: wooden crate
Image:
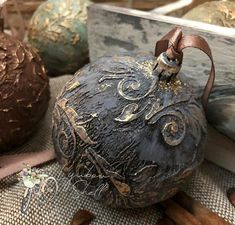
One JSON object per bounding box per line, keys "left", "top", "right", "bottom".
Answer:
{"left": 93, "top": 0, "right": 176, "bottom": 10}
{"left": 6, "top": 0, "right": 43, "bottom": 13}
{"left": 3, "top": 0, "right": 44, "bottom": 39}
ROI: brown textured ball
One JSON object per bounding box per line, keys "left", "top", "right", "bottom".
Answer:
{"left": 0, "top": 32, "right": 50, "bottom": 151}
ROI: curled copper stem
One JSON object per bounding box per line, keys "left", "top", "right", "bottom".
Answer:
{"left": 155, "top": 27, "right": 215, "bottom": 111}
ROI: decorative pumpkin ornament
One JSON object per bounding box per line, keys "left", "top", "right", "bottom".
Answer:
{"left": 28, "top": 0, "right": 90, "bottom": 75}
{"left": 52, "top": 28, "right": 215, "bottom": 208}
{"left": 0, "top": 20, "right": 50, "bottom": 151}
{"left": 183, "top": 1, "right": 235, "bottom": 28}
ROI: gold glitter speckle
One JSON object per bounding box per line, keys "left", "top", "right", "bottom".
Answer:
{"left": 158, "top": 79, "right": 183, "bottom": 94}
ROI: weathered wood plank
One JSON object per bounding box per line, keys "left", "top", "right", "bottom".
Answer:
{"left": 92, "top": 0, "right": 176, "bottom": 10}
{"left": 87, "top": 4, "right": 235, "bottom": 89}
{"left": 87, "top": 4, "right": 235, "bottom": 172}
{"left": 205, "top": 126, "right": 235, "bottom": 173}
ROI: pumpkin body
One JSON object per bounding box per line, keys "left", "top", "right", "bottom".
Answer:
{"left": 28, "top": 0, "right": 90, "bottom": 75}
{"left": 52, "top": 53, "right": 207, "bottom": 208}
{"left": 183, "top": 1, "right": 235, "bottom": 28}
{"left": 0, "top": 32, "right": 50, "bottom": 151}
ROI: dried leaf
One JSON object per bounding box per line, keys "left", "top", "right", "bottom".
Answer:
{"left": 110, "top": 177, "right": 130, "bottom": 196}
{"left": 70, "top": 210, "right": 95, "bottom": 225}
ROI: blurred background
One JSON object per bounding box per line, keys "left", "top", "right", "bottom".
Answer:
{"left": 4, "top": 0, "right": 235, "bottom": 40}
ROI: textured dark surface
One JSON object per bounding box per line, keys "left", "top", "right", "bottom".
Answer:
{"left": 0, "top": 32, "right": 50, "bottom": 151}
{"left": 52, "top": 53, "right": 207, "bottom": 208}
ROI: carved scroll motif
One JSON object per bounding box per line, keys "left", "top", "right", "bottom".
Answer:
{"left": 99, "top": 60, "right": 189, "bottom": 147}
{"left": 54, "top": 98, "right": 97, "bottom": 158}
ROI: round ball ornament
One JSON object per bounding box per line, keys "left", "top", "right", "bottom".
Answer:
{"left": 183, "top": 1, "right": 235, "bottom": 28}
{"left": 52, "top": 28, "right": 215, "bottom": 208}
{"left": 0, "top": 29, "right": 50, "bottom": 151}
{"left": 28, "top": 0, "right": 90, "bottom": 75}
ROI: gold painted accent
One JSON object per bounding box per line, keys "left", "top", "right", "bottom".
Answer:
{"left": 132, "top": 165, "right": 159, "bottom": 178}
{"left": 60, "top": 20, "right": 71, "bottom": 29}
{"left": 44, "top": 3, "right": 53, "bottom": 12}
{"left": 62, "top": 158, "right": 73, "bottom": 174}
{"left": 145, "top": 100, "right": 160, "bottom": 120}
{"left": 111, "top": 58, "right": 159, "bottom": 102}
{"left": 33, "top": 15, "right": 40, "bottom": 27}
{"left": 117, "top": 76, "right": 158, "bottom": 101}
{"left": 85, "top": 149, "right": 131, "bottom": 196}
{"left": 136, "top": 60, "right": 155, "bottom": 78}
{"left": 115, "top": 103, "right": 146, "bottom": 122}
{"left": 110, "top": 177, "right": 131, "bottom": 196}
{"left": 163, "top": 121, "right": 179, "bottom": 135}
{"left": 158, "top": 79, "right": 182, "bottom": 94}
{"left": 66, "top": 81, "right": 80, "bottom": 91}
{"left": 72, "top": 34, "right": 80, "bottom": 45}
{"left": 60, "top": 1, "right": 67, "bottom": 10}
{"left": 0, "top": 62, "right": 6, "bottom": 72}
{"left": 58, "top": 98, "right": 97, "bottom": 145}
{"left": 29, "top": 0, "right": 89, "bottom": 43}
{"left": 126, "top": 80, "right": 140, "bottom": 91}
{"left": 44, "top": 18, "right": 50, "bottom": 27}
{"left": 99, "top": 83, "right": 113, "bottom": 92}
{"left": 161, "top": 113, "right": 186, "bottom": 146}
{"left": 83, "top": 148, "right": 131, "bottom": 197}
